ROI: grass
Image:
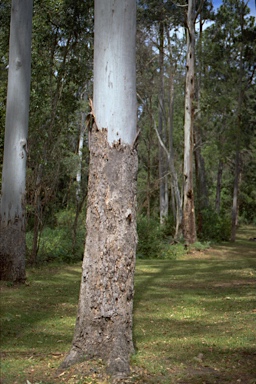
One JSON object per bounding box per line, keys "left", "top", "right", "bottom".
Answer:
{"left": 0, "top": 226, "right": 256, "bottom": 383}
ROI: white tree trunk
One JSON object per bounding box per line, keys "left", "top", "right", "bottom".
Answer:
{"left": 62, "top": 0, "right": 138, "bottom": 377}
{"left": 93, "top": 0, "right": 137, "bottom": 145}
{"left": 0, "top": 0, "right": 33, "bottom": 282}
{"left": 183, "top": 0, "right": 197, "bottom": 244}
{"left": 76, "top": 91, "right": 87, "bottom": 203}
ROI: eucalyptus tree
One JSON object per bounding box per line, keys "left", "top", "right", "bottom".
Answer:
{"left": 62, "top": 0, "right": 138, "bottom": 376}
{"left": 0, "top": 0, "right": 33, "bottom": 281}
{"left": 137, "top": 0, "right": 183, "bottom": 230}
{"left": 136, "top": 30, "right": 159, "bottom": 218}
{"left": 183, "top": 0, "right": 197, "bottom": 244}
{"left": 229, "top": 0, "right": 254, "bottom": 241}
{"left": 193, "top": 1, "right": 214, "bottom": 234}
{"left": 201, "top": 0, "right": 256, "bottom": 237}
{"left": 27, "top": 0, "right": 93, "bottom": 262}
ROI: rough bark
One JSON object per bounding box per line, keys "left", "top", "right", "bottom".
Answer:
{"left": 62, "top": 124, "right": 138, "bottom": 375}
{"left": 183, "top": 0, "right": 197, "bottom": 244}
{"left": 0, "top": 0, "right": 33, "bottom": 281}
{"left": 62, "top": 0, "right": 137, "bottom": 375}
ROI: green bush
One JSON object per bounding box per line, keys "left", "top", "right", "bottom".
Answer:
{"left": 159, "top": 242, "right": 185, "bottom": 259}
{"left": 137, "top": 215, "right": 184, "bottom": 259}
{"left": 198, "top": 208, "right": 231, "bottom": 242}
{"left": 26, "top": 208, "right": 85, "bottom": 263}
{"left": 137, "top": 215, "right": 163, "bottom": 258}
{"left": 192, "top": 241, "right": 211, "bottom": 251}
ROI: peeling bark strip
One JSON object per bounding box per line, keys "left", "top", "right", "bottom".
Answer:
{"left": 62, "top": 125, "right": 138, "bottom": 375}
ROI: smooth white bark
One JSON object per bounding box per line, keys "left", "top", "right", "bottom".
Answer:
{"left": 93, "top": 0, "right": 137, "bottom": 145}
{"left": 1, "top": 0, "right": 33, "bottom": 230}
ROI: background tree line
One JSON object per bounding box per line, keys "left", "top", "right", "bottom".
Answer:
{"left": 0, "top": 0, "right": 255, "bottom": 266}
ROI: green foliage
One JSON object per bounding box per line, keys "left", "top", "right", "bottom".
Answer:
{"left": 26, "top": 209, "right": 85, "bottom": 263}
{"left": 137, "top": 215, "right": 185, "bottom": 259}
{"left": 192, "top": 241, "right": 211, "bottom": 251}
{"left": 137, "top": 215, "right": 164, "bottom": 259}
{"left": 198, "top": 208, "right": 231, "bottom": 242}
{"left": 159, "top": 242, "right": 185, "bottom": 260}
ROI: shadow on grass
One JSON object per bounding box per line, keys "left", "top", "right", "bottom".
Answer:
{"left": 1, "top": 227, "right": 256, "bottom": 383}
{"left": 0, "top": 264, "right": 82, "bottom": 355}
{"left": 132, "top": 228, "right": 256, "bottom": 383}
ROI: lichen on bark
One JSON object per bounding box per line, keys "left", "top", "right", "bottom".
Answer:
{"left": 62, "top": 124, "right": 138, "bottom": 376}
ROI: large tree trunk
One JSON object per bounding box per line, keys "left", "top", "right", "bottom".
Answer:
{"left": 183, "top": 0, "right": 197, "bottom": 244}
{"left": 0, "top": 0, "right": 33, "bottom": 282}
{"left": 62, "top": 0, "right": 138, "bottom": 376}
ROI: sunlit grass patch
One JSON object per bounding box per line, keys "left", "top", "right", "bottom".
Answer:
{"left": 133, "top": 234, "right": 256, "bottom": 382}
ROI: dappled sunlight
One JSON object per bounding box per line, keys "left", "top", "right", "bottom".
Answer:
{"left": 1, "top": 227, "right": 256, "bottom": 383}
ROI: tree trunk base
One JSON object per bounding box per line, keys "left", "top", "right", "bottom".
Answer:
{"left": 60, "top": 346, "right": 85, "bottom": 369}
{"left": 0, "top": 225, "right": 26, "bottom": 282}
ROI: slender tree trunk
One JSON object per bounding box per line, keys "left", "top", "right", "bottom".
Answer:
{"left": 194, "top": 12, "right": 208, "bottom": 235}
{"left": 231, "top": 150, "right": 241, "bottom": 241}
{"left": 158, "top": 20, "right": 168, "bottom": 224}
{"left": 183, "top": 0, "right": 197, "bottom": 244}
{"left": 231, "top": 1, "right": 245, "bottom": 242}
{"left": 215, "top": 159, "right": 223, "bottom": 214}
{"left": 76, "top": 91, "right": 87, "bottom": 203}
{"left": 146, "top": 97, "right": 153, "bottom": 219}
{"left": 72, "top": 91, "right": 87, "bottom": 255}
{"left": 168, "top": 56, "right": 182, "bottom": 238}
{"left": 0, "top": 0, "right": 33, "bottom": 282}
{"left": 31, "top": 165, "right": 43, "bottom": 265}
{"left": 62, "top": 0, "right": 138, "bottom": 376}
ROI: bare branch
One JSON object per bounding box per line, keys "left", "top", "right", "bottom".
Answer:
{"left": 195, "top": 0, "right": 205, "bottom": 21}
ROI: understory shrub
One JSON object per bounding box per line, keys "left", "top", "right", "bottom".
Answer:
{"left": 26, "top": 209, "right": 85, "bottom": 263}
{"left": 198, "top": 208, "right": 231, "bottom": 242}
{"left": 137, "top": 215, "right": 163, "bottom": 258}
{"left": 137, "top": 215, "right": 184, "bottom": 259}
{"left": 159, "top": 242, "right": 185, "bottom": 259}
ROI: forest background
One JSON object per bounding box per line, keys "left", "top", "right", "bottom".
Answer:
{"left": 0, "top": 0, "right": 255, "bottom": 265}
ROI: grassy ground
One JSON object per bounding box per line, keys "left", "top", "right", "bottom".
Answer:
{"left": 0, "top": 226, "right": 255, "bottom": 384}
